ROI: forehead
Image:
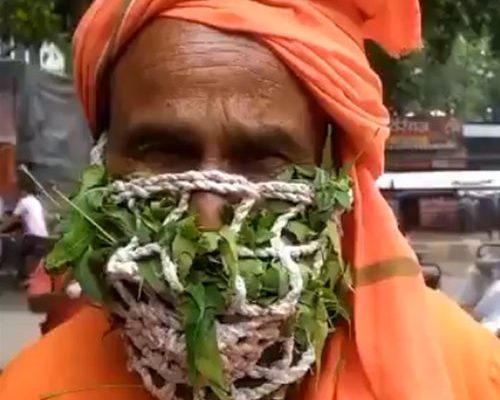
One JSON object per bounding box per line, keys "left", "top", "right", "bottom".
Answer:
{"left": 110, "top": 19, "right": 318, "bottom": 128}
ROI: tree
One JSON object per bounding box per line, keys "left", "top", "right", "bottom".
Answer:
{"left": 383, "top": 36, "right": 498, "bottom": 120}
{"left": 0, "top": 0, "right": 61, "bottom": 55}
{"left": 368, "top": 0, "right": 500, "bottom": 121}
{"left": 0, "top": 0, "right": 93, "bottom": 56}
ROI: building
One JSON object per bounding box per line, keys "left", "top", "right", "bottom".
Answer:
{"left": 0, "top": 39, "right": 91, "bottom": 210}
{"left": 382, "top": 118, "right": 500, "bottom": 234}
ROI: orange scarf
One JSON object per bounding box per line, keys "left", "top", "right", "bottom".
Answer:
{"left": 73, "top": 1, "right": 454, "bottom": 399}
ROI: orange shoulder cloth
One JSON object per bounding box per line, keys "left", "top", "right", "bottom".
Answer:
{"left": 1, "top": 291, "right": 500, "bottom": 400}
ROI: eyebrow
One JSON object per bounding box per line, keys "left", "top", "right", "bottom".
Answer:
{"left": 118, "top": 120, "right": 307, "bottom": 161}
{"left": 120, "top": 121, "right": 203, "bottom": 156}
{"left": 226, "top": 125, "right": 307, "bottom": 161}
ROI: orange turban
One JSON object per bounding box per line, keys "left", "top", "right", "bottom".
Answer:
{"left": 73, "top": 1, "right": 454, "bottom": 400}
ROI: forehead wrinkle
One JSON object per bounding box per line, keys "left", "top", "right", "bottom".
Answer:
{"left": 117, "top": 20, "right": 292, "bottom": 83}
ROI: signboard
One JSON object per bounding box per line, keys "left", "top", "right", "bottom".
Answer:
{"left": 388, "top": 116, "right": 462, "bottom": 150}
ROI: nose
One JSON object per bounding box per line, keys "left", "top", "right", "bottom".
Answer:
{"left": 190, "top": 191, "right": 227, "bottom": 230}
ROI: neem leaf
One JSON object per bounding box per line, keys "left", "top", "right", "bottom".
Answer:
{"left": 265, "top": 200, "right": 291, "bottom": 214}
{"left": 141, "top": 206, "right": 162, "bottom": 234}
{"left": 80, "top": 165, "right": 106, "bottom": 194}
{"left": 46, "top": 215, "right": 94, "bottom": 270}
{"left": 219, "top": 227, "right": 238, "bottom": 279}
{"left": 83, "top": 188, "right": 106, "bottom": 210}
{"left": 239, "top": 224, "right": 256, "bottom": 249}
{"left": 239, "top": 259, "right": 265, "bottom": 276}
{"left": 199, "top": 232, "right": 220, "bottom": 253}
{"left": 262, "top": 261, "right": 289, "bottom": 298}
{"left": 311, "top": 299, "right": 329, "bottom": 366}
{"left": 73, "top": 246, "right": 106, "bottom": 302}
{"left": 313, "top": 168, "right": 330, "bottom": 188}
{"left": 294, "top": 165, "right": 315, "bottom": 179}
{"left": 286, "top": 221, "right": 314, "bottom": 243}
{"left": 178, "top": 216, "right": 200, "bottom": 240}
{"left": 327, "top": 220, "right": 341, "bottom": 255}
{"left": 278, "top": 264, "right": 290, "bottom": 298}
{"left": 183, "top": 284, "right": 228, "bottom": 397}
{"left": 335, "top": 190, "right": 352, "bottom": 209}
{"left": 104, "top": 208, "right": 136, "bottom": 238}
{"left": 138, "top": 258, "right": 168, "bottom": 293}
{"left": 257, "top": 211, "right": 276, "bottom": 231}
{"left": 172, "top": 234, "right": 197, "bottom": 279}
{"left": 239, "top": 259, "right": 264, "bottom": 300}
{"left": 150, "top": 199, "right": 174, "bottom": 222}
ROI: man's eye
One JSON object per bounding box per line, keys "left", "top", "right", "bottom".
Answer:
{"left": 233, "top": 156, "right": 289, "bottom": 180}
{"left": 133, "top": 143, "right": 197, "bottom": 171}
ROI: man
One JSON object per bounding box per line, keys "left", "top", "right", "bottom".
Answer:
{"left": 1, "top": 1, "right": 500, "bottom": 400}
{"left": 0, "top": 182, "right": 49, "bottom": 283}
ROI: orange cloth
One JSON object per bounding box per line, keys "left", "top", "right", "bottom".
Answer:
{"left": 1, "top": 292, "right": 499, "bottom": 399}
{"left": 27, "top": 262, "right": 86, "bottom": 334}
{"left": 1, "top": 1, "right": 499, "bottom": 400}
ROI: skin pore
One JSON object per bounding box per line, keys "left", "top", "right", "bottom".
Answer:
{"left": 107, "top": 19, "right": 327, "bottom": 231}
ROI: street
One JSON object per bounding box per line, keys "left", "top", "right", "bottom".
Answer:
{"left": 0, "top": 281, "right": 42, "bottom": 368}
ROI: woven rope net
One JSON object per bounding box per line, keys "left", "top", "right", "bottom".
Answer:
{"left": 106, "top": 171, "right": 326, "bottom": 400}
{"left": 61, "top": 136, "right": 352, "bottom": 400}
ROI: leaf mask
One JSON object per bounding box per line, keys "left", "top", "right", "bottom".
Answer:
{"left": 47, "top": 165, "right": 353, "bottom": 400}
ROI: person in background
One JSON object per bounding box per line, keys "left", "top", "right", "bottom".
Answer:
{"left": 0, "top": 179, "right": 86, "bottom": 334}
{"left": 0, "top": 181, "right": 49, "bottom": 284}
{"left": 460, "top": 257, "right": 500, "bottom": 336}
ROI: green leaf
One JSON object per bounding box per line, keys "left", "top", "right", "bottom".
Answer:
{"left": 327, "top": 221, "right": 342, "bottom": 255}
{"left": 278, "top": 264, "right": 290, "bottom": 298}
{"left": 239, "top": 224, "right": 256, "bottom": 249}
{"left": 141, "top": 206, "right": 162, "bottom": 234}
{"left": 311, "top": 300, "right": 329, "bottom": 365}
{"left": 219, "top": 227, "right": 238, "bottom": 279}
{"left": 199, "top": 232, "right": 220, "bottom": 253}
{"left": 239, "top": 259, "right": 264, "bottom": 299}
{"left": 83, "top": 189, "right": 106, "bottom": 210}
{"left": 137, "top": 258, "right": 168, "bottom": 293}
{"left": 262, "top": 262, "right": 289, "bottom": 298}
{"left": 257, "top": 211, "right": 276, "bottom": 231}
{"left": 183, "top": 283, "right": 228, "bottom": 397}
{"left": 264, "top": 200, "right": 291, "bottom": 214}
{"left": 80, "top": 165, "right": 106, "bottom": 194}
{"left": 286, "top": 221, "right": 314, "bottom": 242}
{"left": 104, "top": 208, "right": 136, "bottom": 238}
{"left": 239, "top": 259, "right": 265, "bottom": 276}
{"left": 335, "top": 190, "right": 352, "bottom": 209}
{"left": 294, "top": 165, "right": 316, "bottom": 179}
{"left": 73, "top": 247, "right": 106, "bottom": 302}
{"left": 178, "top": 216, "right": 200, "bottom": 240}
{"left": 149, "top": 199, "right": 174, "bottom": 222}
{"left": 46, "top": 215, "right": 94, "bottom": 270}
{"left": 172, "top": 234, "right": 197, "bottom": 280}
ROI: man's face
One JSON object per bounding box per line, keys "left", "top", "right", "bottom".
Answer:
{"left": 108, "top": 19, "right": 325, "bottom": 229}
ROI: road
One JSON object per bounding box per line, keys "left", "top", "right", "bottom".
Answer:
{"left": 0, "top": 282, "right": 43, "bottom": 368}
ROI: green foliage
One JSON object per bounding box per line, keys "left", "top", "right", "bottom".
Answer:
{"left": 0, "top": 0, "right": 61, "bottom": 50}
{"left": 368, "top": 0, "right": 500, "bottom": 120}
{"left": 46, "top": 164, "right": 354, "bottom": 399}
